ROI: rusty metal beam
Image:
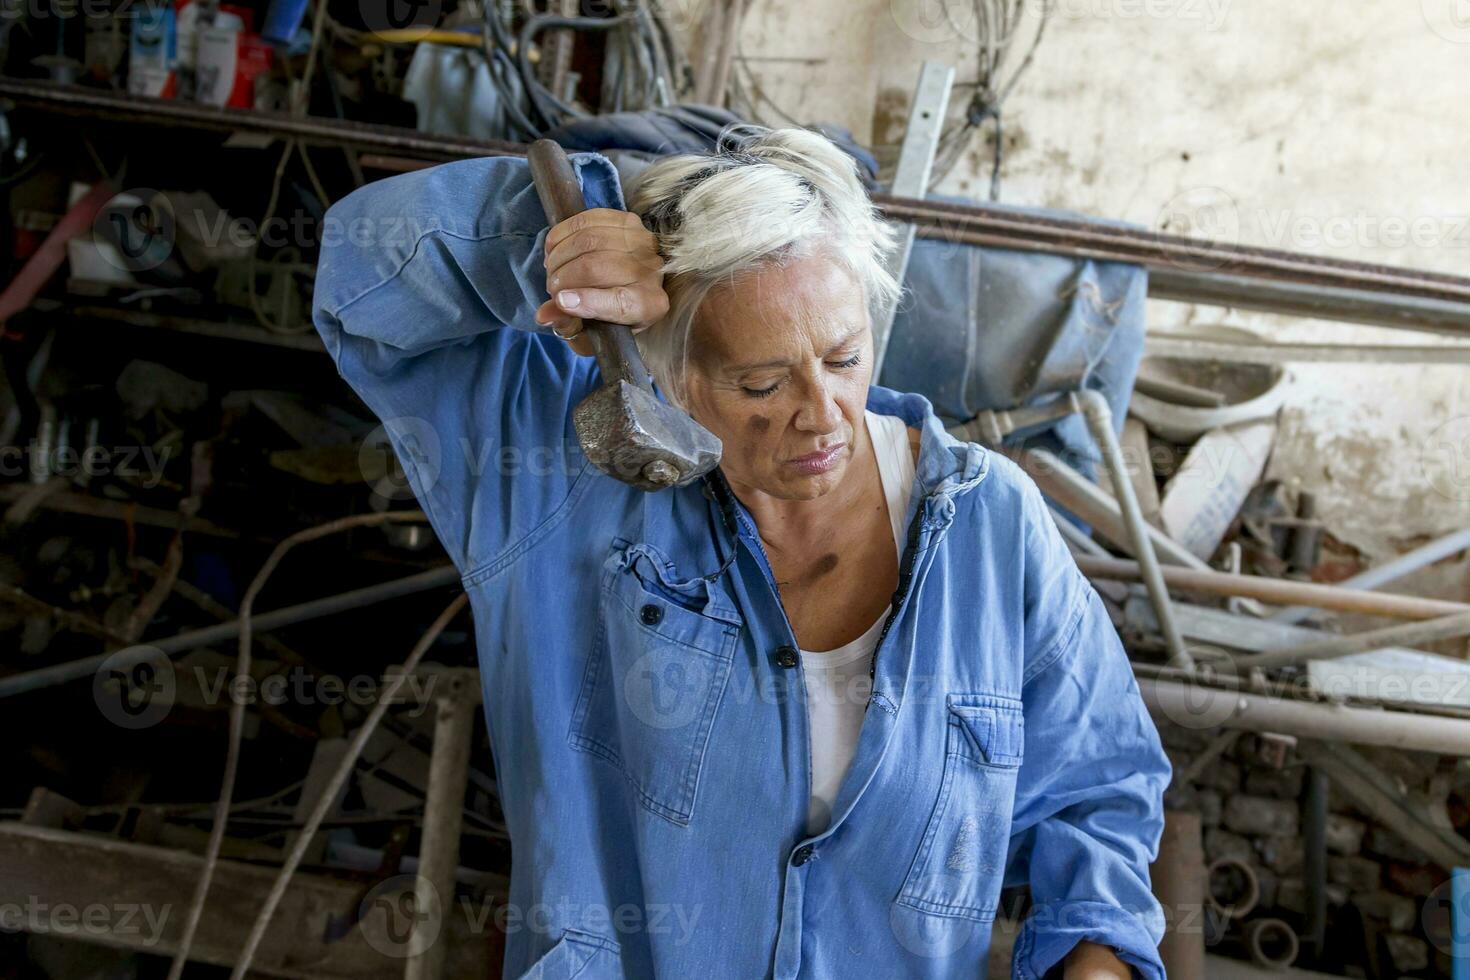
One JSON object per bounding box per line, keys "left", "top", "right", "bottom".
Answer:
{"left": 0, "top": 78, "right": 525, "bottom": 160}
{"left": 9, "top": 78, "right": 1470, "bottom": 334}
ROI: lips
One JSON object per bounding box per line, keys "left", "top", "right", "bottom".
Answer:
{"left": 785, "top": 442, "right": 846, "bottom": 475}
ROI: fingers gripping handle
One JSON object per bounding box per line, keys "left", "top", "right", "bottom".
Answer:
{"left": 525, "top": 140, "right": 723, "bottom": 492}
{"left": 527, "top": 139, "right": 646, "bottom": 390}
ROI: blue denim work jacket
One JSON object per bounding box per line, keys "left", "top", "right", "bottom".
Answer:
{"left": 312, "top": 153, "right": 1171, "bottom": 980}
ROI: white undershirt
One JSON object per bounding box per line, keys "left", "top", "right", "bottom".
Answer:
{"left": 799, "top": 410, "right": 916, "bottom": 833}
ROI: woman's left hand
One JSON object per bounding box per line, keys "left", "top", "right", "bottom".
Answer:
{"left": 1062, "top": 941, "right": 1131, "bottom": 980}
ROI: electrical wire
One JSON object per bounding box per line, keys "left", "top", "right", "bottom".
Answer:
{"left": 473, "top": 0, "right": 687, "bottom": 140}
{"left": 930, "top": 0, "right": 1049, "bottom": 198}
{"left": 165, "top": 511, "right": 431, "bottom": 980}
{"left": 246, "top": 0, "right": 333, "bottom": 334}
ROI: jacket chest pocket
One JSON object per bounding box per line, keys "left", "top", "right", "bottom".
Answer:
{"left": 568, "top": 540, "right": 742, "bottom": 827}
{"left": 896, "top": 693, "right": 1025, "bottom": 922}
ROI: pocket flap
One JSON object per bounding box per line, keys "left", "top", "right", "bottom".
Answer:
{"left": 609, "top": 539, "right": 743, "bottom": 627}
{"left": 515, "top": 929, "right": 621, "bottom": 980}
{"left": 948, "top": 695, "right": 1025, "bottom": 767}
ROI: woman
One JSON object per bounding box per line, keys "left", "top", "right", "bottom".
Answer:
{"left": 314, "top": 127, "right": 1170, "bottom": 979}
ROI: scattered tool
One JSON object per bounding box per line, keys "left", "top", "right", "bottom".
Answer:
{"left": 526, "top": 139, "right": 722, "bottom": 492}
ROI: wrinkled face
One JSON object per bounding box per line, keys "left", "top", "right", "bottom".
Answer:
{"left": 682, "top": 252, "right": 873, "bottom": 501}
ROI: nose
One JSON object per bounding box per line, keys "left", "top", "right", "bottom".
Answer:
{"left": 792, "top": 375, "right": 843, "bottom": 435}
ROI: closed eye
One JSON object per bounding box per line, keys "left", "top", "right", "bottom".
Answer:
{"left": 743, "top": 381, "right": 782, "bottom": 399}
{"left": 743, "top": 353, "right": 862, "bottom": 398}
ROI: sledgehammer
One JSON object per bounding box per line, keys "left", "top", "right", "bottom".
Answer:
{"left": 527, "top": 139, "right": 722, "bottom": 491}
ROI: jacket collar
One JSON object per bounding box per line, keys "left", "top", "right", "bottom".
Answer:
{"left": 864, "top": 384, "right": 990, "bottom": 509}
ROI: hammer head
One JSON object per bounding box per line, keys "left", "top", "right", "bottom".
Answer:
{"left": 573, "top": 381, "right": 723, "bottom": 491}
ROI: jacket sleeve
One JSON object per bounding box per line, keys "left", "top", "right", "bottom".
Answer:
{"left": 1005, "top": 481, "right": 1171, "bottom": 980}
{"left": 311, "top": 152, "right": 626, "bottom": 575}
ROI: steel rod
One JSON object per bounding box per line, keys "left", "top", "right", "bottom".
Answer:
{"left": 0, "top": 78, "right": 525, "bottom": 160}
{"left": 1139, "top": 677, "right": 1470, "bottom": 755}
{"left": 1301, "top": 769, "right": 1328, "bottom": 962}
{"left": 1148, "top": 269, "right": 1470, "bottom": 337}
{"left": 1073, "top": 391, "right": 1190, "bottom": 667}
{"left": 0, "top": 566, "right": 461, "bottom": 698}
{"left": 1003, "top": 446, "right": 1210, "bottom": 570}
{"left": 879, "top": 194, "right": 1470, "bottom": 305}
{"left": 1079, "top": 555, "right": 1469, "bottom": 621}
{"left": 1243, "top": 609, "right": 1470, "bottom": 670}
{"left": 1271, "top": 526, "right": 1470, "bottom": 625}
{"left": 1145, "top": 333, "right": 1470, "bottom": 366}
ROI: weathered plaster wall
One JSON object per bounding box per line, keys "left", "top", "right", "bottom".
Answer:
{"left": 724, "top": 0, "right": 1470, "bottom": 593}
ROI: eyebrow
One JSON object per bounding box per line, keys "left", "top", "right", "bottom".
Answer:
{"left": 723, "top": 327, "right": 866, "bottom": 375}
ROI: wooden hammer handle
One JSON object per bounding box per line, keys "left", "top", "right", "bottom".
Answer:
{"left": 527, "top": 139, "right": 648, "bottom": 390}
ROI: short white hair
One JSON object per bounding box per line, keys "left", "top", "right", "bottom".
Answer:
{"left": 625, "top": 125, "right": 900, "bottom": 407}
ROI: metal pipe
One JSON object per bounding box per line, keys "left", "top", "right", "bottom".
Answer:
{"left": 1244, "top": 609, "right": 1470, "bottom": 670}
{"left": 0, "top": 566, "right": 461, "bottom": 698}
{"left": 406, "top": 669, "right": 481, "bottom": 980}
{"left": 1288, "top": 492, "right": 1321, "bottom": 577}
{"left": 1245, "top": 918, "right": 1300, "bottom": 971}
{"left": 1297, "top": 740, "right": 1470, "bottom": 872}
{"left": 1152, "top": 812, "right": 1207, "bottom": 980}
{"left": 1301, "top": 769, "right": 1328, "bottom": 962}
{"left": 1271, "top": 526, "right": 1470, "bottom": 625}
{"left": 1206, "top": 857, "right": 1260, "bottom": 920}
{"left": 1138, "top": 677, "right": 1470, "bottom": 755}
{"left": 1073, "top": 390, "right": 1191, "bottom": 668}
{"left": 1079, "top": 555, "right": 1470, "bottom": 620}
{"left": 1003, "top": 447, "right": 1209, "bottom": 570}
